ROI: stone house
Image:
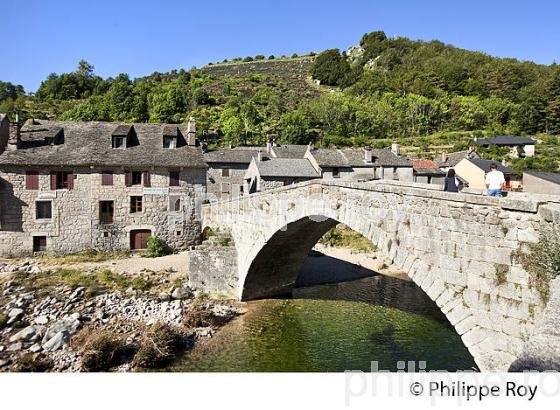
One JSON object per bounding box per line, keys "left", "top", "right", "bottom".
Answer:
{"left": 411, "top": 159, "right": 446, "bottom": 186}
{"left": 473, "top": 136, "right": 536, "bottom": 158}
{"left": 523, "top": 171, "right": 560, "bottom": 195}
{"left": 0, "top": 116, "right": 207, "bottom": 256}
{"left": 244, "top": 154, "right": 320, "bottom": 193}
{"left": 454, "top": 157, "right": 521, "bottom": 192}
{"left": 304, "top": 146, "right": 413, "bottom": 182}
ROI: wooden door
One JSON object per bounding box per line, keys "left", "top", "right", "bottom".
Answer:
{"left": 130, "top": 230, "right": 151, "bottom": 250}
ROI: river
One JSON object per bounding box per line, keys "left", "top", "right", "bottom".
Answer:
{"left": 169, "top": 261, "right": 478, "bottom": 372}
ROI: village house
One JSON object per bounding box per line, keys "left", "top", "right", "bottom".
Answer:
{"left": 473, "top": 136, "right": 536, "bottom": 158}
{"left": 522, "top": 171, "right": 560, "bottom": 195}
{"left": 304, "top": 144, "right": 413, "bottom": 182}
{"left": 454, "top": 157, "right": 521, "bottom": 192}
{"left": 0, "top": 115, "right": 207, "bottom": 256}
{"left": 244, "top": 153, "right": 320, "bottom": 193}
{"left": 411, "top": 159, "right": 445, "bottom": 185}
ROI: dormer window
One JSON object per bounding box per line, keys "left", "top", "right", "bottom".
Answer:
{"left": 112, "top": 125, "right": 133, "bottom": 149}
{"left": 163, "top": 136, "right": 176, "bottom": 149}
{"left": 112, "top": 136, "right": 127, "bottom": 149}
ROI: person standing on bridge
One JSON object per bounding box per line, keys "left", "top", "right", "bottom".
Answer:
{"left": 485, "top": 163, "right": 506, "bottom": 197}
{"left": 444, "top": 169, "right": 462, "bottom": 193}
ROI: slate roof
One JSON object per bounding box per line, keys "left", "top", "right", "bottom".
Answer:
{"left": 524, "top": 171, "right": 560, "bottom": 185}
{"left": 204, "top": 149, "right": 268, "bottom": 164}
{"left": 256, "top": 158, "right": 320, "bottom": 178}
{"left": 0, "top": 120, "right": 207, "bottom": 169}
{"left": 474, "top": 136, "right": 536, "bottom": 146}
{"left": 270, "top": 144, "right": 308, "bottom": 159}
{"left": 434, "top": 151, "right": 480, "bottom": 168}
{"left": 467, "top": 158, "right": 515, "bottom": 174}
{"left": 310, "top": 148, "right": 411, "bottom": 168}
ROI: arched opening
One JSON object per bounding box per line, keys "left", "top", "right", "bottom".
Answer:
{"left": 240, "top": 215, "right": 478, "bottom": 371}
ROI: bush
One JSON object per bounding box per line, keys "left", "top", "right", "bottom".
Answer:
{"left": 0, "top": 312, "right": 8, "bottom": 329}
{"left": 268, "top": 55, "right": 275, "bottom": 60}
{"left": 309, "top": 49, "right": 352, "bottom": 87}
{"left": 132, "top": 322, "right": 184, "bottom": 368}
{"left": 202, "top": 227, "right": 216, "bottom": 241}
{"left": 74, "top": 328, "right": 132, "bottom": 371}
{"left": 514, "top": 228, "right": 560, "bottom": 301}
{"left": 319, "top": 224, "right": 377, "bottom": 252}
{"left": 11, "top": 353, "right": 53, "bottom": 372}
{"left": 243, "top": 56, "right": 254, "bottom": 62}
{"left": 145, "top": 236, "right": 169, "bottom": 258}
{"left": 255, "top": 55, "right": 265, "bottom": 60}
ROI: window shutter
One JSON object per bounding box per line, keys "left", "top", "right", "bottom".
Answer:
{"left": 125, "top": 171, "right": 132, "bottom": 187}
{"left": 102, "top": 171, "right": 114, "bottom": 186}
{"left": 67, "top": 172, "right": 74, "bottom": 190}
{"left": 169, "top": 171, "right": 180, "bottom": 187}
{"left": 143, "top": 171, "right": 151, "bottom": 187}
{"left": 50, "top": 172, "right": 57, "bottom": 190}
{"left": 26, "top": 171, "right": 39, "bottom": 190}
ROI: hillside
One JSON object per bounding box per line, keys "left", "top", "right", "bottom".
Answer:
{"left": 1, "top": 30, "right": 559, "bottom": 171}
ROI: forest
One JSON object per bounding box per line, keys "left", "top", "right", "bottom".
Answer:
{"left": 1, "top": 31, "right": 559, "bottom": 171}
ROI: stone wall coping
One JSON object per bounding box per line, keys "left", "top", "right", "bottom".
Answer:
{"left": 204, "top": 179, "right": 560, "bottom": 214}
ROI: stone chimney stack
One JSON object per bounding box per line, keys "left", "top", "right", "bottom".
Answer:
{"left": 187, "top": 117, "right": 196, "bottom": 146}
{"left": 7, "top": 112, "right": 21, "bottom": 151}
{"left": 257, "top": 150, "right": 263, "bottom": 162}
{"left": 308, "top": 141, "right": 314, "bottom": 151}
{"left": 266, "top": 140, "right": 271, "bottom": 153}
{"left": 391, "top": 142, "right": 400, "bottom": 157}
{"left": 441, "top": 152, "right": 448, "bottom": 163}
{"left": 364, "top": 147, "right": 373, "bottom": 163}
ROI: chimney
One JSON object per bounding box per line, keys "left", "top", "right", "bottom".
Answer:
{"left": 391, "top": 142, "right": 400, "bottom": 157}
{"left": 257, "top": 150, "right": 263, "bottom": 162}
{"left": 308, "top": 141, "right": 314, "bottom": 151}
{"left": 441, "top": 152, "right": 448, "bottom": 163}
{"left": 266, "top": 140, "right": 271, "bottom": 153}
{"left": 187, "top": 117, "right": 196, "bottom": 146}
{"left": 501, "top": 158, "right": 507, "bottom": 166}
{"left": 7, "top": 112, "right": 21, "bottom": 151}
{"left": 364, "top": 147, "right": 373, "bottom": 163}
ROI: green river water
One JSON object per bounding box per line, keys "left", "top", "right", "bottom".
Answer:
{"left": 169, "top": 274, "right": 478, "bottom": 372}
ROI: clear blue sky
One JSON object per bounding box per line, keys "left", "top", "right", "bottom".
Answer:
{"left": 4, "top": 0, "right": 560, "bottom": 92}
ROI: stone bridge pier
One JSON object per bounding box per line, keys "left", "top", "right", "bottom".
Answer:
{"left": 191, "top": 180, "right": 560, "bottom": 371}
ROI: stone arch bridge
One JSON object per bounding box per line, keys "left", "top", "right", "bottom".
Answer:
{"left": 194, "top": 180, "right": 560, "bottom": 371}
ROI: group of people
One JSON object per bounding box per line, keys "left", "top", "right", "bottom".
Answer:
{"left": 444, "top": 163, "right": 506, "bottom": 197}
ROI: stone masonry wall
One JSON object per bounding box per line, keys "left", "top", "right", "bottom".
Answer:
{"left": 206, "top": 163, "right": 248, "bottom": 200}
{"left": 200, "top": 179, "right": 560, "bottom": 370}
{"left": 0, "top": 167, "right": 206, "bottom": 256}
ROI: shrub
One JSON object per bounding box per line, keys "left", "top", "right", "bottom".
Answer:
{"left": 12, "top": 353, "right": 53, "bottom": 372}
{"left": 202, "top": 227, "right": 216, "bottom": 241}
{"left": 291, "top": 53, "right": 299, "bottom": 58}
{"left": 255, "top": 55, "right": 265, "bottom": 60}
{"left": 145, "top": 236, "right": 169, "bottom": 258}
{"left": 514, "top": 228, "right": 560, "bottom": 301}
{"left": 494, "top": 264, "right": 509, "bottom": 284}
{"left": 243, "top": 56, "right": 254, "bottom": 62}
{"left": 132, "top": 322, "right": 184, "bottom": 368}
{"left": 183, "top": 303, "right": 229, "bottom": 328}
{"left": 74, "top": 328, "right": 132, "bottom": 371}
{"left": 268, "top": 55, "right": 275, "bottom": 60}
{"left": 319, "top": 224, "right": 377, "bottom": 252}
{"left": 0, "top": 312, "right": 7, "bottom": 329}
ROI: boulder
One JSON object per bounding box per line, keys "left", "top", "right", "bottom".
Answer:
{"left": 42, "top": 331, "right": 70, "bottom": 352}
{"left": 42, "top": 316, "right": 81, "bottom": 344}
{"left": 9, "top": 325, "right": 43, "bottom": 343}
{"left": 171, "top": 286, "right": 194, "bottom": 300}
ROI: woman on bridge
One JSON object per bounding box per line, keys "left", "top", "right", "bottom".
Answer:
{"left": 444, "top": 169, "right": 462, "bottom": 193}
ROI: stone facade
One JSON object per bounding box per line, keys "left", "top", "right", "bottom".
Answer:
{"left": 0, "top": 167, "right": 206, "bottom": 256}
{"left": 206, "top": 163, "right": 248, "bottom": 201}
{"left": 199, "top": 179, "right": 560, "bottom": 371}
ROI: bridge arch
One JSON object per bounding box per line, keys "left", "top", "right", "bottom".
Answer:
{"left": 200, "top": 180, "right": 554, "bottom": 370}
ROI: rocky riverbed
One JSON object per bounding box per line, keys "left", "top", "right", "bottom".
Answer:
{"left": 0, "top": 260, "right": 243, "bottom": 372}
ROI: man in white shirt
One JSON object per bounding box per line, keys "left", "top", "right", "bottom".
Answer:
{"left": 485, "top": 163, "right": 506, "bottom": 197}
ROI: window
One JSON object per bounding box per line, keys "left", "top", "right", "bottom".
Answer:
{"left": 332, "top": 167, "right": 340, "bottom": 178}
{"left": 51, "top": 171, "right": 73, "bottom": 190}
{"left": 103, "top": 231, "right": 110, "bottom": 238}
{"left": 169, "top": 171, "right": 180, "bottom": 187}
{"left": 221, "top": 183, "right": 230, "bottom": 194}
{"left": 176, "top": 230, "right": 182, "bottom": 236}
{"left": 36, "top": 201, "right": 52, "bottom": 219}
{"left": 163, "top": 136, "right": 176, "bottom": 149}
{"left": 130, "top": 196, "right": 143, "bottom": 213}
{"left": 133, "top": 172, "right": 142, "bottom": 185}
{"left": 112, "top": 136, "right": 126, "bottom": 149}
{"left": 99, "top": 201, "right": 114, "bottom": 224}
{"left": 222, "top": 168, "right": 230, "bottom": 177}
{"left": 101, "top": 171, "right": 113, "bottom": 186}
{"left": 173, "top": 198, "right": 181, "bottom": 212}
{"left": 33, "top": 236, "right": 47, "bottom": 252}
{"left": 26, "top": 171, "right": 39, "bottom": 190}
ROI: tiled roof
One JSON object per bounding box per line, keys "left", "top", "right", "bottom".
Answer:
{"left": 411, "top": 159, "right": 439, "bottom": 169}
{"left": 434, "top": 151, "right": 479, "bottom": 167}
{"left": 256, "top": 158, "right": 320, "bottom": 178}
{"left": 474, "top": 136, "right": 536, "bottom": 146}
{"left": 205, "top": 149, "right": 268, "bottom": 164}
{"left": 468, "top": 158, "right": 515, "bottom": 174}
{"left": 524, "top": 171, "right": 560, "bottom": 185}
{"left": 0, "top": 120, "right": 207, "bottom": 169}
{"left": 270, "top": 144, "right": 308, "bottom": 159}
